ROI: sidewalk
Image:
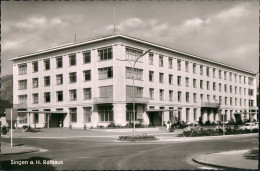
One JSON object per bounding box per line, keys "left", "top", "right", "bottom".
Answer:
{"left": 193, "top": 149, "right": 258, "bottom": 170}
{"left": 1, "top": 142, "right": 42, "bottom": 155}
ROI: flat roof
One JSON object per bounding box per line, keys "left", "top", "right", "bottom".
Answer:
{"left": 17, "top": 111, "right": 67, "bottom": 114}
{"left": 11, "top": 34, "right": 256, "bottom": 75}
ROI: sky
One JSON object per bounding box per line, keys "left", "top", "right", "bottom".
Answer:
{"left": 1, "top": 0, "right": 259, "bottom": 76}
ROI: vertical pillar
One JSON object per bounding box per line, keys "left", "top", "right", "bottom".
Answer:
{"left": 164, "top": 110, "right": 170, "bottom": 123}
{"left": 182, "top": 108, "right": 186, "bottom": 122}
{"left": 209, "top": 109, "right": 214, "bottom": 122}
{"left": 113, "top": 103, "right": 127, "bottom": 126}
{"left": 203, "top": 109, "right": 207, "bottom": 122}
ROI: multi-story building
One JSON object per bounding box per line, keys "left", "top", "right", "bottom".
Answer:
{"left": 11, "top": 34, "right": 258, "bottom": 128}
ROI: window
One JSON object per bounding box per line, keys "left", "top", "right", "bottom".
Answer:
{"left": 32, "top": 94, "right": 38, "bottom": 104}
{"left": 213, "top": 68, "right": 216, "bottom": 78}
{"left": 239, "top": 87, "right": 242, "bottom": 95}
{"left": 193, "top": 63, "right": 196, "bottom": 74}
{"left": 169, "top": 90, "right": 173, "bottom": 101}
{"left": 234, "top": 74, "right": 237, "bottom": 82}
{"left": 235, "top": 86, "right": 237, "bottom": 94}
{"left": 159, "top": 55, "right": 164, "bottom": 67}
{"left": 177, "top": 59, "right": 181, "bottom": 71}
{"left": 125, "top": 48, "right": 142, "bottom": 62}
{"left": 178, "top": 91, "right": 182, "bottom": 102}
{"left": 126, "top": 67, "right": 143, "bottom": 80}
{"left": 200, "top": 80, "right": 203, "bottom": 89}
{"left": 186, "top": 108, "right": 190, "bottom": 122}
{"left": 240, "top": 98, "right": 242, "bottom": 106}
{"left": 44, "top": 59, "right": 50, "bottom": 70}
{"left": 18, "top": 64, "right": 27, "bottom": 75}
{"left": 248, "top": 89, "right": 254, "bottom": 96}
{"left": 244, "top": 88, "right": 246, "bottom": 95}
{"left": 83, "top": 70, "right": 91, "bottom": 81}
{"left": 126, "top": 86, "right": 143, "bottom": 98}
{"left": 69, "top": 53, "right": 76, "bottom": 66}
{"left": 32, "top": 61, "right": 38, "bottom": 72}
{"left": 99, "top": 86, "right": 113, "bottom": 98}
{"left": 219, "top": 96, "right": 222, "bottom": 105}
{"left": 219, "top": 83, "right": 222, "bottom": 92}
{"left": 99, "top": 106, "right": 113, "bottom": 122}
{"left": 213, "top": 95, "right": 216, "bottom": 101}
{"left": 70, "top": 108, "right": 77, "bottom": 123}
{"left": 83, "top": 88, "right": 91, "bottom": 100}
{"left": 185, "top": 61, "right": 189, "bottom": 72}
{"left": 149, "top": 53, "right": 154, "bottom": 65}
{"left": 249, "top": 100, "right": 254, "bottom": 107}
{"left": 149, "top": 71, "right": 154, "bottom": 82}
{"left": 149, "top": 88, "right": 154, "bottom": 100}
{"left": 186, "top": 92, "right": 190, "bottom": 102}
{"left": 229, "top": 72, "right": 232, "bottom": 81}
{"left": 213, "top": 82, "right": 216, "bottom": 91}
{"left": 200, "top": 65, "right": 203, "bottom": 75}
{"left": 225, "top": 97, "right": 228, "bottom": 105}
{"left": 230, "top": 97, "right": 233, "bottom": 106}
{"left": 235, "top": 98, "right": 237, "bottom": 106}
{"left": 160, "top": 89, "right": 164, "bottom": 100}
{"left": 178, "top": 108, "right": 182, "bottom": 121}
{"left": 98, "top": 67, "right": 113, "bottom": 79}
{"left": 244, "top": 99, "right": 247, "bottom": 107}
{"left": 244, "top": 76, "right": 246, "bottom": 84}
{"left": 126, "top": 105, "right": 137, "bottom": 122}
{"left": 224, "top": 84, "right": 227, "bottom": 92}
{"left": 194, "top": 108, "right": 197, "bottom": 121}
{"left": 69, "top": 72, "right": 77, "bottom": 83}
{"left": 200, "top": 94, "right": 204, "bottom": 102}
{"left": 239, "top": 75, "right": 241, "bottom": 83}
{"left": 99, "top": 47, "right": 113, "bottom": 61}
{"left": 44, "top": 76, "right": 50, "bottom": 86}
{"left": 207, "top": 81, "right": 210, "bottom": 90}
{"left": 44, "top": 92, "right": 51, "bottom": 103}
{"left": 83, "top": 51, "right": 91, "bottom": 63}
{"left": 168, "top": 57, "right": 173, "bottom": 69}
{"left": 224, "top": 71, "right": 227, "bottom": 80}
{"left": 206, "top": 67, "right": 210, "bottom": 76}
{"left": 56, "top": 91, "right": 63, "bottom": 102}
{"left": 159, "top": 73, "right": 164, "bottom": 83}
{"left": 169, "top": 74, "right": 173, "bottom": 85}
{"left": 207, "top": 95, "right": 210, "bottom": 102}
{"left": 56, "top": 56, "right": 63, "bottom": 68}
{"left": 177, "top": 76, "right": 181, "bottom": 86}
{"left": 185, "top": 77, "right": 189, "bottom": 87}
{"left": 193, "top": 93, "right": 197, "bottom": 103}
{"left": 83, "top": 107, "right": 92, "bottom": 122}
{"left": 69, "top": 89, "right": 77, "bottom": 101}
{"left": 18, "top": 80, "right": 27, "bottom": 90}
{"left": 219, "top": 70, "right": 222, "bottom": 79}
{"left": 56, "top": 74, "right": 63, "bottom": 85}
{"left": 248, "top": 77, "right": 253, "bottom": 85}
{"left": 193, "top": 79, "right": 197, "bottom": 88}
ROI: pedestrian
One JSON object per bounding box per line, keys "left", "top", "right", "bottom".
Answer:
{"left": 166, "top": 121, "right": 170, "bottom": 132}
{"left": 59, "top": 121, "right": 62, "bottom": 129}
{"left": 84, "top": 124, "right": 86, "bottom": 130}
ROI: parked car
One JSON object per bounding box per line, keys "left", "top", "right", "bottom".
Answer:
{"left": 241, "top": 123, "right": 258, "bottom": 130}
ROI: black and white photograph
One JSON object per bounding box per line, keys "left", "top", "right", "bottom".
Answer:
{"left": 1, "top": 0, "right": 259, "bottom": 170}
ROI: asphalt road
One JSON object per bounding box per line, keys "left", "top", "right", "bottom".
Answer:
{"left": 1, "top": 134, "right": 258, "bottom": 170}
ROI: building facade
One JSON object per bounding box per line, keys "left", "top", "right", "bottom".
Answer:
{"left": 11, "top": 35, "right": 258, "bottom": 128}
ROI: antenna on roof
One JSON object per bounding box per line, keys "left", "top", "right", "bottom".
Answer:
{"left": 114, "top": 5, "right": 116, "bottom": 35}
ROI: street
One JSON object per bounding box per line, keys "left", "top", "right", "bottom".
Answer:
{"left": 1, "top": 134, "right": 258, "bottom": 170}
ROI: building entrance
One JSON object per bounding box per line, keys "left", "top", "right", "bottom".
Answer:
{"left": 49, "top": 114, "right": 64, "bottom": 128}
{"left": 149, "top": 112, "right": 162, "bottom": 126}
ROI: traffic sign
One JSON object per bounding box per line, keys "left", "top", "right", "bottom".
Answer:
{"left": 6, "top": 109, "right": 18, "bottom": 120}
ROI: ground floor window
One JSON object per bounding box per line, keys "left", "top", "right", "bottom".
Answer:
{"left": 186, "top": 108, "right": 190, "bottom": 122}
{"left": 98, "top": 106, "right": 113, "bottom": 122}
{"left": 126, "top": 104, "right": 137, "bottom": 121}
{"left": 178, "top": 108, "right": 182, "bottom": 121}
{"left": 83, "top": 107, "right": 92, "bottom": 122}
{"left": 69, "top": 108, "right": 77, "bottom": 122}
{"left": 194, "top": 108, "right": 197, "bottom": 121}
{"left": 18, "top": 113, "right": 27, "bottom": 124}
{"left": 34, "top": 113, "right": 39, "bottom": 123}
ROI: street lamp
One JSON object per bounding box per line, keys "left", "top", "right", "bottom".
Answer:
{"left": 249, "top": 72, "right": 259, "bottom": 132}
{"left": 119, "top": 49, "right": 152, "bottom": 136}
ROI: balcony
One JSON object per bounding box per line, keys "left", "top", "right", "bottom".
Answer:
{"left": 13, "top": 104, "right": 28, "bottom": 109}
{"left": 126, "top": 97, "right": 149, "bottom": 103}
{"left": 201, "top": 102, "right": 219, "bottom": 108}
{"left": 93, "top": 97, "right": 113, "bottom": 104}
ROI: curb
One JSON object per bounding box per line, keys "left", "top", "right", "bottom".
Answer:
{"left": 1, "top": 149, "right": 40, "bottom": 156}
{"left": 192, "top": 158, "right": 248, "bottom": 170}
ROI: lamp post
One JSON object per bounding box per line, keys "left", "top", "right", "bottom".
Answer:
{"left": 249, "top": 72, "right": 259, "bottom": 132}
{"left": 119, "top": 49, "right": 152, "bottom": 136}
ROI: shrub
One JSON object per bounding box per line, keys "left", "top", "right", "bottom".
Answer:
{"left": 205, "top": 120, "right": 211, "bottom": 126}
{"left": 1, "top": 126, "right": 9, "bottom": 135}
{"left": 107, "top": 121, "right": 116, "bottom": 128}
{"left": 198, "top": 117, "right": 203, "bottom": 126}
{"left": 118, "top": 135, "right": 157, "bottom": 141}
{"left": 22, "top": 125, "right": 29, "bottom": 129}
